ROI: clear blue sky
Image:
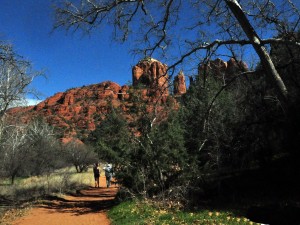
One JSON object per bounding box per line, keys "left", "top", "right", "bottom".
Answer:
{"left": 0, "top": 0, "right": 137, "bottom": 102}
{"left": 1, "top": 1, "right": 299, "bottom": 104}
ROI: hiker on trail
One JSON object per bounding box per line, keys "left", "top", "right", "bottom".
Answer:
{"left": 103, "top": 163, "right": 113, "bottom": 188}
{"left": 93, "top": 163, "right": 100, "bottom": 188}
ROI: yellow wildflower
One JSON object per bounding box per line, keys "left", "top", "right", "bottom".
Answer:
{"left": 159, "top": 210, "right": 167, "bottom": 215}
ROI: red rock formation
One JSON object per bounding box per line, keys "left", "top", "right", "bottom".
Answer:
{"left": 63, "top": 92, "right": 75, "bottom": 105}
{"left": 35, "top": 92, "right": 64, "bottom": 111}
{"left": 198, "top": 58, "right": 248, "bottom": 82}
{"left": 118, "top": 85, "right": 130, "bottom": 100}
{"left": 7, "top": 106, "right": 34, "bottom": 114}
{"left": 226, "top": 58, "right": 248, "bottom": 76}
{"left": 7, "top": 58, "right": 249, "bottom": 143}
{"left": 7, "top": 59, "right": 177, "bottom": 142}
{"left": 132, "top": 57, "right": 169, "bottom": 96}
{"left": 173, "top": 71, "right": 187, "bottom": 95}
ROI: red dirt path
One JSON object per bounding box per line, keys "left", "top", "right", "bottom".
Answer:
{"left": 12, "top": 177, "right": 118, "bottom": 225}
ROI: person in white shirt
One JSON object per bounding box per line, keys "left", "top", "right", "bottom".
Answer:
{"left": 103, "top": 163, "right": 113, "bottom": 188}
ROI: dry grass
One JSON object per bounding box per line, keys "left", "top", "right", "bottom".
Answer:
{"left": 0, "top": 166, "right": 96, "bottom": 224}
{"left": 0, "top": 166, "right": 95, "bottom": 200}
{"left": 0, "top": 204, "right": 31, "bottom": 225}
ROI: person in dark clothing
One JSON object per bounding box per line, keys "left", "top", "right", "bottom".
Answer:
{"left": 93, "top": 163, "right": 100, "bottom": 188}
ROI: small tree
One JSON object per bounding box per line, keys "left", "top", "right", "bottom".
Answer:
{"left": 0, "top": 41, "right": 43, "bottom": 159}
{"left": 137, "top": 111, "right": 187, "bottom": 196}
{"left": 0, "top": 118, "right": 61, "bottom": 184}
{"left": 25, "top": 118, "right": 62, "bottom": 176}
{"left": 0, "top": 123, "right": 29, "bottom": 184}
{"left": 63, "top": 140, "right": 97, "bottom": 173}
{"left": 88, "top": 106, "right": 133, "bottom": 164}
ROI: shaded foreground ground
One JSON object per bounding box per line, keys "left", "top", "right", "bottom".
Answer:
{"left": 12, "top": 176, "right": 118, "bottom": 225}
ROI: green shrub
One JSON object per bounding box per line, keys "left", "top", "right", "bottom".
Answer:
{"left": 108, "top": 200, "right": 260, "bottom": 225}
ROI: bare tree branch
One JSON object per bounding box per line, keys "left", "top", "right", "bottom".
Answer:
{"left": 54, "top": 0, "right": 300, "bottom": 106}
{"left": 0, "top": 43, "right": 43, "bottom": 118}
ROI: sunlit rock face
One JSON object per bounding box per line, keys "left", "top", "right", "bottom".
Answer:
{"left": 173, "top": 71, "right": 187, "bottom": 96}
{"left": 132, "top": 57, "right": 169, "bottom": 97}
{"left": 7, "top": 58, "right": 250, "bottom": 143}
{"left": 8, "top": 59, "right": 179, "bottom": 142}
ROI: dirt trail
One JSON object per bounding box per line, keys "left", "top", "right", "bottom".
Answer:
{"left": 12, "top": 177, "right": 118, "bottom": 225}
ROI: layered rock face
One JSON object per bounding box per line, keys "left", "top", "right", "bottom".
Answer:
{"left": 173, "top": 71, "right": 187, "bottom": 96}
{"left": 8, "top": 59, "right": 178, "bottom": 142}
{"left": 8, "top": 57, "right": 246, "bottom": 143}
{"left": 132, "top": 58, "right": 169, "bottom": 98}
{"left": 28, "top": 81, "right": 125, "bottom": 142}
{"left": 198, "top": 58, "right": 248, "bottom": 82}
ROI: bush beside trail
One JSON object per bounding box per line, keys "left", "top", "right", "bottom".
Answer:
{"left": 0, "top": 166, "right": 95, "bottom": 223}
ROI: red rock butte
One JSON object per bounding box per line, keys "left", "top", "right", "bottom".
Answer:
{"left": 132, "top": 57, "right": 169, "bottom": 97}
{"left": 7, "top": 58, "right": 246, "bottom": 143}
{"left": 8, "top": 58, "right": 183, "bottom": 142}
{"left": 198, "top": 58, "right": 248, "bottom": 82}
{"left": 173, "top": 70, "right": 187, "bottom": 96}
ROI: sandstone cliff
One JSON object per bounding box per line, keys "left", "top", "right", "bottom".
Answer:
{"left": 8, "top": 58, "right": 246, "bottom": 143}
{"left": 173, "top": 71, "right": 187, "bottom": 96}
{"left": 198, "top": 58, "right": 248, "bottom": 83}
{"left": 8, "top": 58, "right": 179, "bottom": 143}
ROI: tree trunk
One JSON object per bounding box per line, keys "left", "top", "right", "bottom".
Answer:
{"left": 75, "top": 165, "right": 79, "bottom": 173}
{"left": 11, "top": 174, "right": 15, "bottom": 185}
{"left": 224, "top": 0, "right": 288, "bottom": 103}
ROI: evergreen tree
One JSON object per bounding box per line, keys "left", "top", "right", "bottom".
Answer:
{"left": 131, "top": 110, "right": 188, "bottom": 196}
{"left": 180, "top": 75, "right": 239, "bottom": 173}
{"left": 88, "top": 107, "right": 133, "bottom": 166}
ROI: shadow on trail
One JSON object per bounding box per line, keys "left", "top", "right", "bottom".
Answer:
{"left": 40, "top": 187, "right": 119, "bottom": 216}
{"left": 74, "top": 188, "right": 117, "bottom": 198}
